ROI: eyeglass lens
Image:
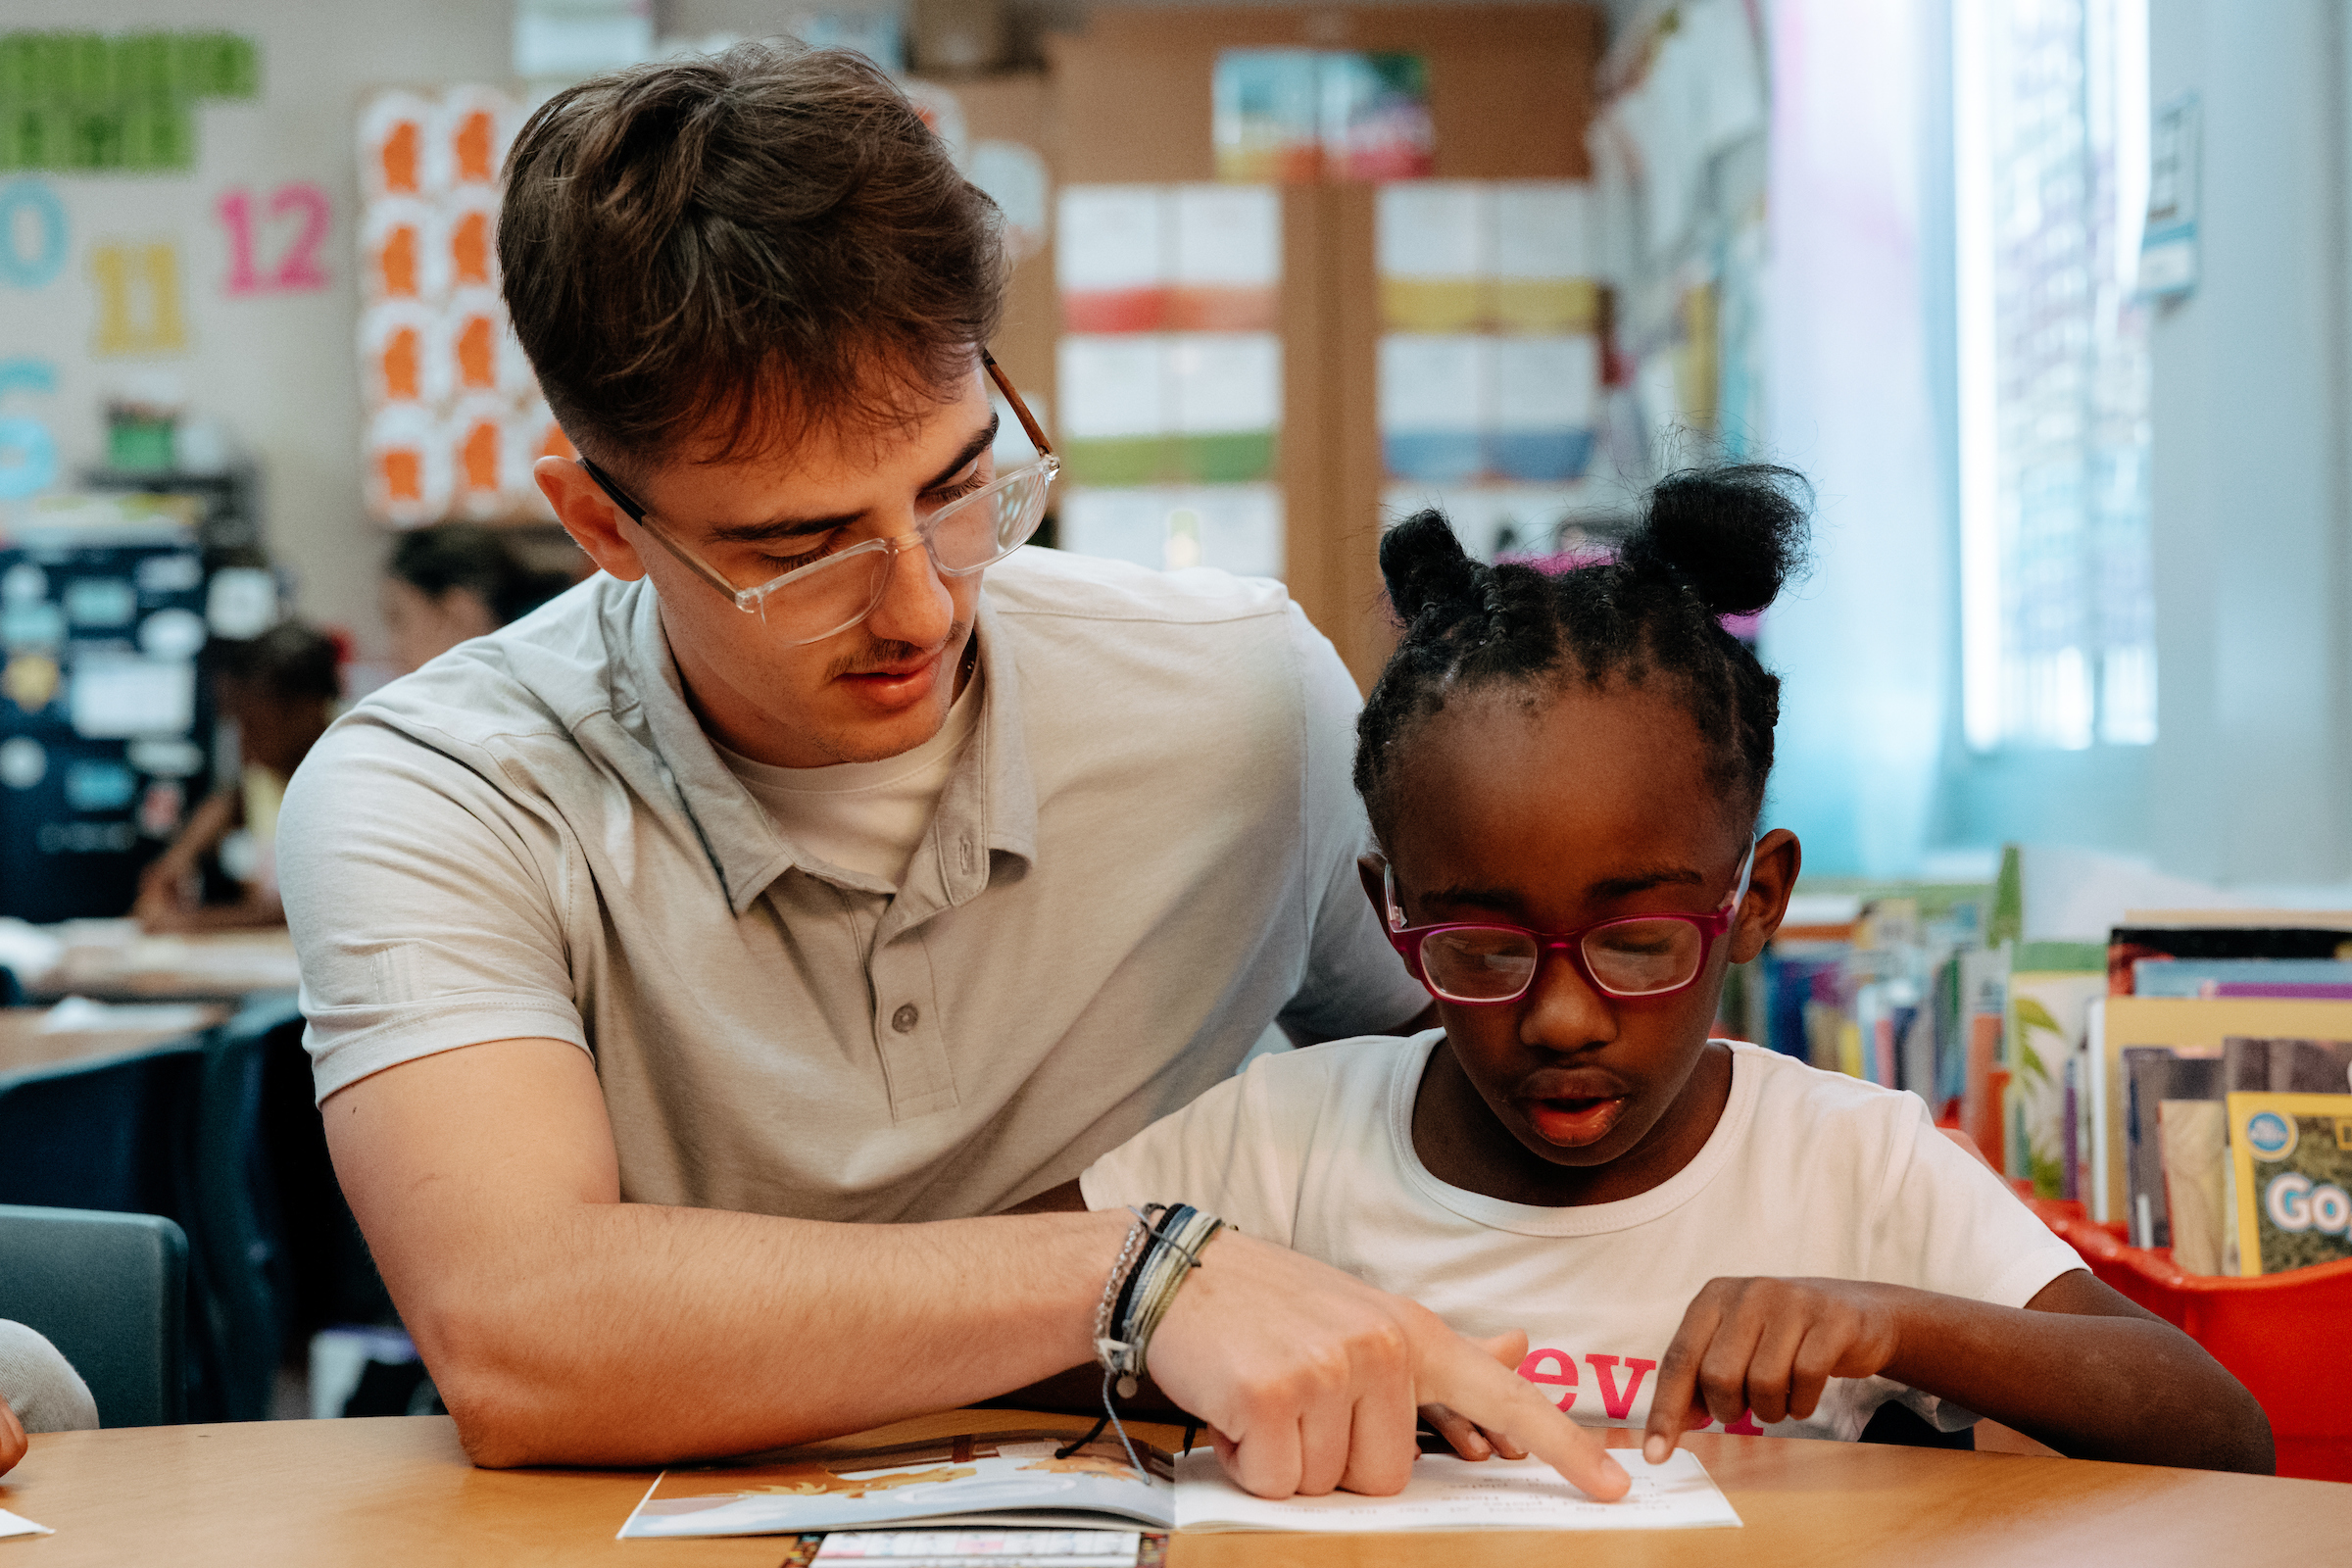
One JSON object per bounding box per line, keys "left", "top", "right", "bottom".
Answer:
{"left": 744, "top": 463, "right": 1054, "bottom": 637}
{"left": 1417, "top": 917, "right": 1706, "bottom": 1002}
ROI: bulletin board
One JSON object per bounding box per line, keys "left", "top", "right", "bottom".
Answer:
{"left": 1044, "top": 4, "right": 1606, "bottom": 690}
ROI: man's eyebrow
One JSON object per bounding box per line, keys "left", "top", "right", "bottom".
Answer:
{"left": 919, "top": 413, "right": 999, "bottom": 491}
{"left": 701, "top": 415, "right": 1001, "bottom": 546}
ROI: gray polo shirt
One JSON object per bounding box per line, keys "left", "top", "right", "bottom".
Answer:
{"left": 278, "top": 546, "right": 1425, "bottom": 1222}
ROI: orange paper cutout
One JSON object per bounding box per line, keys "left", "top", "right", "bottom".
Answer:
{"left": 382, "top": 122, "right": 419, "bottom": 195}
{"left": 450, "top": 211, "right": 491, "bottom": 287}
{"left": 455, "top": 316, "right": 495, "bottom": 388}
{"left": 380, "top": 448, "right": 423, "bottom": 502}
{"left": 454, "top": 111, "right": 496, "bottom": 183}
{"left": 382, "top": 328, "right": 420, "bottom": 401}
{"left": 380, "top": 225, "right": 418, "bottom": 297}
{"left": 461, "top": 418, "right": 500, "bottom": 491}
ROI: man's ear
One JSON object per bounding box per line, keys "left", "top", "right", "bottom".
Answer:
{"left": 1357, "top": 853, "right": 1391, "bottom": 926}
{"left": 535, "top": 455, "right": 648, "bottom": 582}
{"left": 1728, "top": 827, "right": 1801, "bottom": 965}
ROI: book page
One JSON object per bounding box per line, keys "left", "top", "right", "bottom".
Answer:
{"left": 620, "top": 1434, "right": 1173, "bottom": 1540}
{"left": 1173, "top": 1448, "right": 1740, "bottom": 1533}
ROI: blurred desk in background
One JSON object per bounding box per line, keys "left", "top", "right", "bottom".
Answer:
{"left": 0, "top": 1001, "right": 230, "bottom": 1083}
{"left": 5, "top": 920, "right": 301, "bottom": 1003}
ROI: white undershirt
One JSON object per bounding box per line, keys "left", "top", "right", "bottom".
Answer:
{"left": 716, "top": 669, "right": 982, "bottom": 890}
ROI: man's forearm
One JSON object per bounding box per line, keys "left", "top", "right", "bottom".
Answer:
{"left": 325, "top": 1037, "right": 1133, "bottom": 1468}
{"left": 406, "top": 1197, "right": 1130, "bottom": 1467}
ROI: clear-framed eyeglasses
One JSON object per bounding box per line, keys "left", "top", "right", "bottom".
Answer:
{"left": 1381, "top": 840, "right": 1758, "bottom": 1004}
{"left": 577, "top": 351, "right": 1058, "bottom": 647}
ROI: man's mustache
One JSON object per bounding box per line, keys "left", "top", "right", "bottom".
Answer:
{"left": 822, "top": 620, "right": 973, "bottom": 681}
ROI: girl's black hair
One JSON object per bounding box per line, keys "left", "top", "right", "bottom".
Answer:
{"left": 387, "top": 523, "right": 574, "bottom": 626}
{"left": 1354, "top": 465, "right": 1812, "bottom": 838}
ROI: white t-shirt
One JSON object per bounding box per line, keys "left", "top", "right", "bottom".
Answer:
{"left": 716, "top": 667, "right": 983, "bottom": 889}
{"left": 1082, "top": 1031, "right": 2085, "bottom": 1441}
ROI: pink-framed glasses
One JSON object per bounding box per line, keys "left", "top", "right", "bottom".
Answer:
{"left": 1382, "top": 841, "right": 1757, "bottom": 1004}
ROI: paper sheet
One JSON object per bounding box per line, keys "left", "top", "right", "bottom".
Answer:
{"left": 813, "top": 1530, "right": 1141, "bottom": 1567}
{"left": 0, "top": 1509, "right": 53, "bottom": 1540}
{"left": 1173, "top": 1447, "right": 1741, "bottom": 1533}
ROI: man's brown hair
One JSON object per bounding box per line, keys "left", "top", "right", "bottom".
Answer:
{"left": 500, "top": 43, "right": 1005, "bottom": 474}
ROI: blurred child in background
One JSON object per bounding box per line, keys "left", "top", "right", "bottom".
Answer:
{"left": 134, "top": 621, "right": 342, "bottom": 932}
{"left": 381, "top": 523, "right": 576, "bottom": 674}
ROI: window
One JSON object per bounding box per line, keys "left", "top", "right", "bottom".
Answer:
{"left": 1954, "top": 0, "right": 2154, "bottom": 751}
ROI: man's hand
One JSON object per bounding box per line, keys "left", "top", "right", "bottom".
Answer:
{"left": 1148, "top": 1232, "right": 1629, "bottom": 1502}
{"left": 1642, "top": 1276, "right": 1900, "bottom": 1463}
{"left": 1418, "top": 1332, "right": 1531, "bottom": 1462}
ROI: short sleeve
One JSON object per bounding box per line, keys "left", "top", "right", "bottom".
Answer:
{"left": 1273, "top": 604, "right": 1429, "bottom": 1041}
{"left": 1079, "top": 1052, "right": 1319, "bottom": 1246}
{"left": 1868, "top": 1098, "right": 2087, "bottom": 1309}
{"left": 278, "top": 715, "right": 590, "bottom": 1103}
{"left": 1865, "top": 1096, "right": 2088, "bottom": 1432}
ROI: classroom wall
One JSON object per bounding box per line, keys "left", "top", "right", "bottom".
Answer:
{"left": 2, "top": 0, "right": 512, "bottom": 660}
{"left": 1752, "top": 0, "right": 1952, "bottom": 879}
{"left": 2142, "top": 0, "right": 2352, "bottom": 888}
{"left": 5, "top": 0, "right": 1595, "bottom": 669}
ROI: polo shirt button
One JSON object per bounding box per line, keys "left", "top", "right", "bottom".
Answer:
{"left": 891, "top": 1004, "right": 920, "bottom": 1033}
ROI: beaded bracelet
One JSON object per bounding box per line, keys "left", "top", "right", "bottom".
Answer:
{"left": 1068, "top": 1201, "right": 1227, "bottom": 1475}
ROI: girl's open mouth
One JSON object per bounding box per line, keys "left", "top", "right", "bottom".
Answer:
{"left": 1526, "top": 1095, "right": 1626, "bottom": 1148}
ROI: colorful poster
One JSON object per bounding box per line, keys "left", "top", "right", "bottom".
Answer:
{"left": 356, "top": 84, "right": 555, "bottom": 524}
{"left": 1213, "top": 50, "right": 1433, "bottom": 183}
{"left": 0, "top": 30, "right": 258, "bottom": 172}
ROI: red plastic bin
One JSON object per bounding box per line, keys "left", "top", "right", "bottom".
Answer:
{"left": 2030, "top": 1198, "right": 2352, "bottom": 1481}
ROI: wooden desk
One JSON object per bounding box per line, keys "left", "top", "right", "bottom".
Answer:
{"left": 0, "top": 1004, "right": 227, "bottom": 1081}
{"left": 8, "top": 1409, "right": 2348, "bottom": 1567}
{"left": 21, "top": 927, "right": 300, "bottom": 1003}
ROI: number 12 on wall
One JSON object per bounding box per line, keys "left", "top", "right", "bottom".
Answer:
{"left": 218, "top": 183, "right": 332, "bottom": 295}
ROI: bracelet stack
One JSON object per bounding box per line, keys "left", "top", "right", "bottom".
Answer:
{"left": 1094, "top": 1202, "right": 1227, "bottom": 1399}
{"left": 1071, "top": 1202, "right": 1225, "bottom": 1475}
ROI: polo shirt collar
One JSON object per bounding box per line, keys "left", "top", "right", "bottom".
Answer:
{"left": 614, "top": 577, "right": 1038, "bottom": 918}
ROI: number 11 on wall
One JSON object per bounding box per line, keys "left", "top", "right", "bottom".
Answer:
{"left": 219, "top": 183, "right": 332, "bottom": 295}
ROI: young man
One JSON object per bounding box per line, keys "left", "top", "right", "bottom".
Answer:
{"left": 280, "top": 44, "right": 1624, "bottom": 1501}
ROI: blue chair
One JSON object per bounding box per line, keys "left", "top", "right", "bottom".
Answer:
{"left": 0, "top": 1040, "right": 202, "bottom": 1216}
{"left": 0, "top": 1204, "right": 187, "bottom": 1426}
{"left": 180, "top": 995, "right": 306, "bottom": 1422}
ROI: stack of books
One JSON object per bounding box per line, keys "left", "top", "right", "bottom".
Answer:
{"left": 1743, "top": 858, "right": 2352, "bottom": 1280}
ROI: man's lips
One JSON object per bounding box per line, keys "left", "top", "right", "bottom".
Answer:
{"left": 1514, "top": 1067, "right": 1634, "bottom": 1149}
{"left": 832, "top": 648, "right": 947, "bottom": 710}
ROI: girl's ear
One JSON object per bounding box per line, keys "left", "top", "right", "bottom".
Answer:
{"left": 1729, "top": 828, "right": 1801, "bottom": 964}
{"left": 1357, "top": 854, "right": 1391, "bottom": 926}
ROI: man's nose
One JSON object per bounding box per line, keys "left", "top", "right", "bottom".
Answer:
{"left": 861, "top": 529, "right": 954, "bottom": 648}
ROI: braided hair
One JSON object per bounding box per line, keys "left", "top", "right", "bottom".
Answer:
{"left": 1354, "top": 465, "right": 1811, "bottom": 840}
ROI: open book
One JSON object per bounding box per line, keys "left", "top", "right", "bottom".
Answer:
{"left": 617, "top": 1428, "right": 1740, "bottom": 1539}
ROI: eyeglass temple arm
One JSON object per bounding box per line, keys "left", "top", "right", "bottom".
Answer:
{"left": 578, "top": 456, "right": 750, "bottom": 606}
{"left": 982, "top": 350, "right": 1054, "bottom": 460}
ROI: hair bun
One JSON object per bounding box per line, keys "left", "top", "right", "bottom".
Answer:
{"left": 1620, "top": 465, "right": 1812, "bottom": 617}
{"left": 1379, "top": 509, "right": 1484, "bottom": 624}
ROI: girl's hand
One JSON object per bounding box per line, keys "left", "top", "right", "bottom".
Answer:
{"left": 1642, "top": 1277, "right": 1904, "bottom": 1463}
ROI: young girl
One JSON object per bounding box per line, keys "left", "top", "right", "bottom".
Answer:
{"left": 1074, "top": 469, "right": 2272, "bottom": 1474}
